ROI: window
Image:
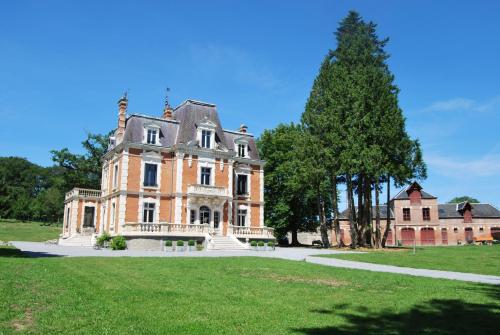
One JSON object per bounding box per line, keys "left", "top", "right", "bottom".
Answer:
{"left": 110, "top": 203, "right": 116, "bottom": 231}
{"left": 422, "top": 208, "right": 430, "bottom": 221}
{"left": 65, "top": 207, "right": 70, "bottom": 228}
{"left": 214, "top": 211, "right": 220, "bottom": 229}
{"left": 238, "top": 144, "right": 246, "bottom": 157}
{"left": 237, "top": 175, "right": 248, "bottom": 195}
{"left": 453, "top": 227, "right": 458, "bottom": 233}
{"left": 237, "top": 209, "right": 247, "bottom": 226}
{"left": 201, "top": 167, "right": 211, "bottom": 185}
{"left": 199, "top": 206, "right": 210, "bottom": 225}
{"left": 190, "top": 210, "right": 196, "bottom": 224}
{"left": 113, "top": 164, "right": 119, "bottom": 188}
{"left": 144, "top": 163, "right": 158, "bottom": 187}
{"left": 479, "top": 227, "right": 484, "bottom": 232}
{"left": 143, "top": 202, "right": 155, "bottom": 223}
{"left": 403, "top": 208, "right": 411, "bottom": 221}
{"left": 146, "top": 129, "right": 157, "bottom": 144}
{"left": 201, "top": 130, "right": 211, "bottom": 148}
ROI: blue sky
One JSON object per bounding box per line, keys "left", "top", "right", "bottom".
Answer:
{"left": 1, "top": 0, "right": 499, "bottom": 208}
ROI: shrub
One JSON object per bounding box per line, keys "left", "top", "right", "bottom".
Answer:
{"left": 176, "top": 240, "right": 184, "bottom": 247}
{"left": 196, "top": 243, "right": 204, "bottom": 251}
{"left": 258, "top": 241, "right": 265, "bottom": 247}
{"left": 250, "top": 241, "right": 257, "bottom": 247}
{"left": 165, "top": 240, "right": 172, "bottom": 247}
{"left": 188, "top": 240, "right": 195, "bottom": 246}
{"left": 96, "top": 232, "right": 112, "bottom": 247}
{"left": 267, "top": 241, "right": 275, "bottom": 248}
{"left": 111, "top": 236, "right": 127, "bottom": 250}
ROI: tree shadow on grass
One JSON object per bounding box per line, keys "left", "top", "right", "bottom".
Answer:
{"left": 293, "top": 296, "right": 500, "bottom": 334}
{"left": 0, "top": 246, "right": 62, "bottom": 258}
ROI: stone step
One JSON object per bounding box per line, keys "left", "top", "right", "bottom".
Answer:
{"left": 209, "top": 236, "right": 248, "bottom": 250}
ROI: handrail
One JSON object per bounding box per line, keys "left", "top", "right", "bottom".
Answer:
{"left": 229, "top": 225, "right": 274, "bottom": 237}
{"left": 65, "top": 188, "right": 102, "bottom": 200}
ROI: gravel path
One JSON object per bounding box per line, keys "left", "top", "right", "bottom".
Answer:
{"left": 10, "top": 241, "right": 354, "bottom": 260}
{"left": 306, "top": 256, "right": 500, "bottom": 285}
{"left": 11, "top": 241, "right": 500, "bottom": 285}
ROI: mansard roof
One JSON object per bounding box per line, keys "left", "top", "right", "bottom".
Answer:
{"left": 120, "top": 99, "right": 260, "bottom": 160}
{"left": 123, "top": 115, "right": 179, "bottom": 148}
{"left": 438, "top": 203, "right": 500, "bottom": 218}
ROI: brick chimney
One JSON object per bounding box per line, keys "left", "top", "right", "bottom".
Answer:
{"left": 239, "top": 124, "right": 248, "bottom": 133}
{"left": 162, "top": 102, "right": 173, "bottom": 119}
{"left": 115, "top": 93, "right": 128, "bottom": 143}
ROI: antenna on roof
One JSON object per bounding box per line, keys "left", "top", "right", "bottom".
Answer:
{"left": 164, "top": 87, "right": 171, "bottom": 108}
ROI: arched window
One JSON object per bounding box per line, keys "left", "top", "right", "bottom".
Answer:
{"left": 199, "top": 206, "right": 210, "bottom": 225}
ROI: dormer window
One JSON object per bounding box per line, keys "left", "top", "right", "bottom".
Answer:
{"left": 143, "top": 123, "right": 161, "bottom": 145}
{"left": 238, "top": 144, "right": 246, "bottom": 157}
{"left": 201, "top": 130, "right": 211, "bottom": 149}
{"left": 147, "top": 129, "right": 157, "bottom": 144}
{"left": 234, "top": 137, "right": 249, "bottom": 158}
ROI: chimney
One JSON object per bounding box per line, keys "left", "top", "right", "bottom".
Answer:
{"left": 239, "top": 124, "right": 248, "bottom": 133}
{"left": 163, "top": 102, "right": 173, "bottom": 119}
{"left": 115, "top": 93, "right": 128, "bottom": 143}
{"left": 162, "top": 88, "right": 173, "bottom": 119}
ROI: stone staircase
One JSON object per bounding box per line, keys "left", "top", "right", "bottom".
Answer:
{"left": 58, "top": 234, "right": 93, "bottom": 247}
{"left": 209, "top": 235, "right": 248, "bottom": 250}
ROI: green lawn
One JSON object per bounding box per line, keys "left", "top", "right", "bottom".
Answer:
{"left": 0, "top": 219, "right": 61, "bottom": 242}
{"left": 0, "top": 254, "right": 498, "bottom": 334}
{"left": 319, "top": 245, "right": 500, "bottom": 276}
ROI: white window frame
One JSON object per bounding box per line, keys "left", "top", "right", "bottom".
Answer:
{"left": 200, "top": 166, "right": 211, "bottom": 185}
{"left": 142, "top": 202, "right": 156, "bottom": 223}
{"left": 234, "top": 137, "right": 249, "bottom": 158}
{"left": 140, "top": 151, "right": 162, "bottom": 191}
{"left": 143, "top": 123, "right": 161, "bottom": 146}
{"left": 113, "top": 163, "right": 119, "bottom": 189}
{"left": 196, "top": 118, "right": 217, "bottom": 149}
{"left": 197, "top": 157, "right": 216, "bottom": 186}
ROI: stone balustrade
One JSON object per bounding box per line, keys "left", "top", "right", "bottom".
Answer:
{"left": 65, "top": 188, "right": 102, "bottom": 200}
{"left": 229, "top": 225, "right": 275, "bottom": 238}
{"left": 187, "top": 184, "right": 227, "bottom": 197}
{"left": 122, "top": 223, "right": 211, "bottom": 236}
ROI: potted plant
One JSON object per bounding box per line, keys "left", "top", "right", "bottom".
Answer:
{"left": 196, "top": 242, "right": 204, "bottom": 251}
{"left": 267, "top": 240, "right": 275, "bottom": 251}
{"left": 165, "top": 240, "right": 173, "bottom": 252}
{"left": 250, "top": 240, "right": 258, "bottom": 251}
{"left": 176, "top": 240, "right": 185, "bottom": 252}
{"left": 95, "top": 232, "right": 112, "bottom": 249}
{"left": 188, "top": 240, "right": 196, "bottom": 251}
{"left": 257, "top": 241, "right": 265, "bottom": 251}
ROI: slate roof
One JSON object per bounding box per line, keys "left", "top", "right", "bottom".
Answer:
{"left": 438, "top": 203, "right": 500, "bottom": 218}
{"left": 338, "top": 205, "right": 394, "bottom": 220}
{"left": 123, "top": 115, "right": 179, "bottom": 148}
{"left": 393, "top": 189, "right": 436, "bottom": 200}
{"left": 120, "top": 99, "right": 260, "bottom": 160}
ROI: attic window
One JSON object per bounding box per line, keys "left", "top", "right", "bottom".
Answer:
{"left": 238, "top": 144, "right": 246, "bottom": 157}
{"left": 147, "top": 129, "right": 157, "bottom": 144}
{"left": 201, "top": 130, "right": 211, "bottom": 149}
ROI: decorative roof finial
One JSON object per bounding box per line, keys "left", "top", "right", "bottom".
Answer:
{"left": 164, "top": 87, "right": 171, "bottom": 108}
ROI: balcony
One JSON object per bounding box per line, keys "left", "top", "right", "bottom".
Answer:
{"left": 187, "top": 184, "right": 227, "bottom": 197}
{"left": 122, "top": 223, "right": 211, "bottom": 236}
{"left": 65, "top": 188, "right": 102, "bottom": 201}
{"left": 229, "top": 225, "right": 275, "bottom": 239}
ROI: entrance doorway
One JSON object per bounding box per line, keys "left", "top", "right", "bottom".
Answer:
{"left": 199, "top": 206, "right": 210, "bottom": 225}
{"left": 82, "top": 206, "right": 95, "bottom": 235}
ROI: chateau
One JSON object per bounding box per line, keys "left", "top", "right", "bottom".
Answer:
{"left": 336, "top": 182, "right": 500, "bottom": 246}
{"left": 60, "top": 96, "right": 272, "bottom": 250}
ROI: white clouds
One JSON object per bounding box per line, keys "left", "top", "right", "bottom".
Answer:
{"left": 418, "top": 96, "right": 500, "bottom": 114}
{"left": 188, "top": 44, "right": 285, "bottom": 92}
{"left": 426, "top": 153, "right": 500, "bottom": 178}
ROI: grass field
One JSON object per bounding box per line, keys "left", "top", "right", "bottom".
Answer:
{"left": 0, "top": 253, "right": 498, "bottom": 334}
{"left": 0, "top": 219, "right": 61, "bottom": 242}
{"left": 319, "top": 245, "right": 500, "bottom": 276}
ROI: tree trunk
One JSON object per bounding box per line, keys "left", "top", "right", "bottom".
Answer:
{"left": 291, "top": 228, "right": 299, "bottom": 246}
{"left": 374, "top": 178, "right": 381, "bottom": 249}
{"left": 364, "top": 177, "right": 373, "bottom": 248}
{"left": 356, "top": 174, "right": 364, "bottom": 246}
{"left": 331, "top": 175, "right": 343, "bottom": 247}
{"left": 317, "top": 191, "right": 330, "bottom": 248}
{"left": 382, "top": 175, "right": 391, "bottom": 248}
{"left": 346, "top": 174, "right": 357, "bottom": 248}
